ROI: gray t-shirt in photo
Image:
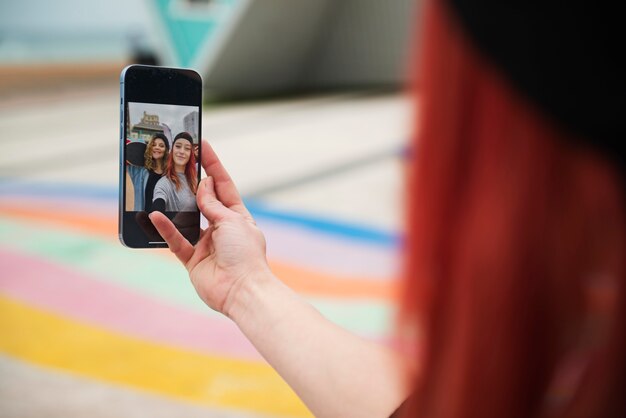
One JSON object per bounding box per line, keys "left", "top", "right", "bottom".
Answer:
{"left": 153, "top": 173, "right": 197, "bottom": 211}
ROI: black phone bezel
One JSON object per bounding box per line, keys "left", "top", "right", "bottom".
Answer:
{"left": 119, "top": 65, "right": 203, "bottom": 249}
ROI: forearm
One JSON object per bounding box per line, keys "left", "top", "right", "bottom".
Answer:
{"left": 226, "top": 271, "right": 409, "bottom": 418}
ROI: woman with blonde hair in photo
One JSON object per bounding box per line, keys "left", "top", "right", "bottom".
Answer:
{"left": 126, "top": 132, "right": 169, "bottom": 211}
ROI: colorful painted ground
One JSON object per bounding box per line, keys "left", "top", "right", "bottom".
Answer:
{"left": 0, "top": 89, "right": 408, "bottom": 417}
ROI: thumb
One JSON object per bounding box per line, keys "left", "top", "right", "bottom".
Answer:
{"left": 197, "top": 176, "right": 232, "bottom": 223}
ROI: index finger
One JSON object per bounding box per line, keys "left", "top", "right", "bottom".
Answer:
{"left": 149, "top": 211, "right": 194, "bottom": 267}
{"left": 200, "top": 139, "right": 252, "bottom": 219}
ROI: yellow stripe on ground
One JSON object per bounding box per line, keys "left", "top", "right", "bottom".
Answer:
{"left": 0, "top": 296, "right": 310, "bottom": 417}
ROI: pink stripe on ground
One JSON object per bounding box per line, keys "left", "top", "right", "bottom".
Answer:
{"left": 0, "top": 248, "right": 261, "bottom": 361}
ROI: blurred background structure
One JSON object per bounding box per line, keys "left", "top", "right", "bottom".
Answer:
{"left": 0, "top": 0, "right": 416, "bottom": 98}
{"left": 0, "top": 0, "right": 415, "bottom": 416}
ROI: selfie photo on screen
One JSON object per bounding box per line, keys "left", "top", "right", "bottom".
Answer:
{"left": 122, "top": 100, "right": 201, "bottom": 245}
{"left": 124, "top": 102, "right": 200, "bottom": 213}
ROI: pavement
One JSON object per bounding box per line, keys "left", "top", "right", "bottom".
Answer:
{"left": 0, "top": 82, "right": 410, "bottom": 417}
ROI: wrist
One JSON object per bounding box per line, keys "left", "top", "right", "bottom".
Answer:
{"left": 223, "top": 266, "right": 276, "bottom": 323}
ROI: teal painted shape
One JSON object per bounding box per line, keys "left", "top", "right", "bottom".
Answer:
{"left": 153, "top": 0, "right": 238, "bottom": 67}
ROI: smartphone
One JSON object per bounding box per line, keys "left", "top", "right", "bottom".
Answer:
{"left": 119, "top": 65, "right": 202, "bottom": 248}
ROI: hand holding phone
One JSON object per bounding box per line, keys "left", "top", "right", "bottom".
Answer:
{"left": 119, "top": 65, "right": 202, "bottom": 248}
{"left": 149, "top": 140, "right": 270, "bottom": 315}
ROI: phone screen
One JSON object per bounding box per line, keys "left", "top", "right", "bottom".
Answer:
{"left": 119, "top": 65, "right": 202, "bottom": 248}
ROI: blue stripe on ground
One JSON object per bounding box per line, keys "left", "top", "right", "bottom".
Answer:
{"left": 245, "top": 199, "right": 398, "bottom": 247}
{"left": 0, "top": 180, "right": 117, "bottom": 200}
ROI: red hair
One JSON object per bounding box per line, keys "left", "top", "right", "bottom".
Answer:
{"left": 165, "top": 141, "right": 198, "bottom": 195}
{"left": 400, "top": 1, "right": 626, "bottom": 417}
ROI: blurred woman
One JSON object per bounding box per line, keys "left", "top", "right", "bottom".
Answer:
{"left": 152, "top": 132, "right": 198, "bottom": 212}
{"left": 127, "top": 133, "right": 169, "bottom": 211}
{"left": 397, "top": 2, "right": 625, "bottom": 417}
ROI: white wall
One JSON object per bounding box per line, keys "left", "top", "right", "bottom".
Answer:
{"left": 307, "top": 0, "right": 418, "bottom": 88}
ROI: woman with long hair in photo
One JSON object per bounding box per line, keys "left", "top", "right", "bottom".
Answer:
{"left": 152, "top": 132, "right": 198, "bottom": 212}
{"left": 148, "top": 1, "right": 625, "bottom": 417}
{"left": 126, "top": 132, "right": 169, "bottom": 211}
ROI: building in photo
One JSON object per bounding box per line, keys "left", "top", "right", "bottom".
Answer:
{"left": 183, "top": 111, "right": 199, "bottom": 143}
{"left": 130, "top": 111, "right": 164, "bottom": 142}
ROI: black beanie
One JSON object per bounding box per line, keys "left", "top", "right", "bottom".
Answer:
{"left": 446, "top": 0, "right": 624, "bottom": 176}
{"left": 172, "top": 132, "right": 194, "bottom": 147}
